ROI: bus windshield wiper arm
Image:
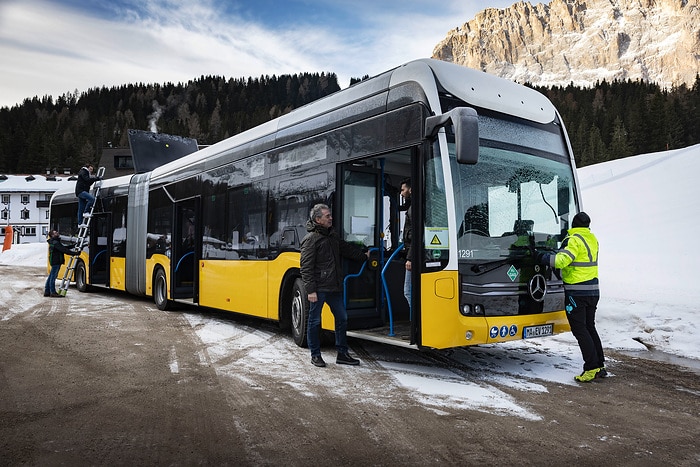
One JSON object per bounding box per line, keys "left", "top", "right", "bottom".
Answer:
{"left": 470, "top": 258, "right": 511, "bottom": 273}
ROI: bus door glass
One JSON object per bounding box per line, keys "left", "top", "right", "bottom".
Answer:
{"left": 90, "top": 213, "right": 111, "bottom": 286}
{"left": 339, "top": 166, "right": 382, "bottom": 327}
{"left": 172, "top": 198, "right": 199, "bottom": 299}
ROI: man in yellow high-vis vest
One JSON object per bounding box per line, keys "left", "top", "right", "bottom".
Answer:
{"left": 538, "top": 212, "right": 606, "bottom": 382}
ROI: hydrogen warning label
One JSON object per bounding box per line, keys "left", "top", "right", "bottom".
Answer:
{"left": 425, "top": 227, "right": 448, "bottom": 249}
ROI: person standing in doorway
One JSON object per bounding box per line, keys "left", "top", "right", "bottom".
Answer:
{"left": 399, "top": 178, "right": 413, "bottom": 313}
{"left": 45, "top": 230, "right": 78, "bottom": 297}
{"left": 300, "top": 204, "right": 369, "bottom": 367}
{"left": 75, "top": 163, "right": 100, "bottom": 227}
{"left": 538, "top": 211, "right": 605, "bottom": 382}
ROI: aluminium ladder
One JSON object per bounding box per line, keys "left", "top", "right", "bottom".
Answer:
{"left": 57, "top": 166, "right": 105, "bottom": 296}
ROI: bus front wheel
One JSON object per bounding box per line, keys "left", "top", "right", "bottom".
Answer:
{"left": 291, "top": 278, "right": 309, "bottom": 348}
{"left": 154, "top": 268, "right": 173, "bottom": 311}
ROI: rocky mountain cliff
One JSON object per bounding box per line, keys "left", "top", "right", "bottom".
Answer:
{"left": 432, "top": 0, "right": 699, "bottom": 88}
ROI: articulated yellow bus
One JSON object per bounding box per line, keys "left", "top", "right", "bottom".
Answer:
{"left": 50, "top": 59, "right": 579, "bottom": 350}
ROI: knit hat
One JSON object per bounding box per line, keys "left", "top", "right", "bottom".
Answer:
{"left": 572, "top": 211, "right": 591, "bottom": 228}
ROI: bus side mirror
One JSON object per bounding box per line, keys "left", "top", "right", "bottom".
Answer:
{"left": 425, "top": 107, "right": 479, "bottom": 165}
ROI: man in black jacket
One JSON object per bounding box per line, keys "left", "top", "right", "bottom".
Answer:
{"left": 300, "top": 204, "right": 368, "bottom": 367}
{"left": 75, "top": 163, "right": 100, "bottom": 226}
{"left": 45, "top": 230, "right": 78, "bottom": 297}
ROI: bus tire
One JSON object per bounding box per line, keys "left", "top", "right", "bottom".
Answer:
{"left": 291, "top": 278, "right": 309, "bottom": 348}
{"left": 154, "top": 268, "right": 173, "bottom": 311}
{"left": 75, "top": 260, "right": 91, "bottom": 292}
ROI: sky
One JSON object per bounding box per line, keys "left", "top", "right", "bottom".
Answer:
{"left": 0, "top": 0, "right": 517, "bottom": 109}
{"left": 2, "top": 143, "right": 699, "bottom": 419}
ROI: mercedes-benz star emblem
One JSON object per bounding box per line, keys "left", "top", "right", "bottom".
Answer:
{"left": 528, "top": 274, "right": 547, "bottom": 302}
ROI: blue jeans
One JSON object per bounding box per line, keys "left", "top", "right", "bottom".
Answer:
{"left": 45, "top": 264, "right": 61, "bottom": 294}
{"left": 404, "top": 269, "right": 412, "bottom": 314}
{"left": 77, "top": 191, "right": 95, "bottom": 225}
{"left": 307, "top": 291, "right": 348, "bottom": 357}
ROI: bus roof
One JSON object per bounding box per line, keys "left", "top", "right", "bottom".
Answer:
{"left": 417, "top": 59, "right": 555, "bottom": 124}
{"left": 50, "top": 58, "right": 558, "bottom": 199}
{"left": 147, "top": 59, "right": 556, "bottom": 184}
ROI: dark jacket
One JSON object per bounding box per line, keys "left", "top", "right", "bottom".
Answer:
{"left": 300, "top": 220, "right": 366, "bottom": 294}
{"left": 402, "top": 202, "right": 413, "bottom": 261}
{"left": 75, "top": 167, "right": 99, "bottom": 196}
{"left": 48, "top": 236, "right": 76, "bottom": 266}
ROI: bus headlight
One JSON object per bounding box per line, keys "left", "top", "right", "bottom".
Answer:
{"left": 460, "top": 303, "right": 485, "bottom": 316}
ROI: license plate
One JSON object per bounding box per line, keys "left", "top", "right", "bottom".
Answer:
{"left": 523, "top": 324, "right": 554, "bottom": 339}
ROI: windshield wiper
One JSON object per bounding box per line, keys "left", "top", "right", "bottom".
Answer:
{"left": 469, "top": 258, "right": 513, "bottom": 274}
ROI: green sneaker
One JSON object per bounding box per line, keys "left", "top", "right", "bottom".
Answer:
{"left": 574, "top": 368, "right": 601, "bottom": 382}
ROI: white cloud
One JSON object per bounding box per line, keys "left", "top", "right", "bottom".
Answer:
{"left": 0, "top": 0, "right": 516, "bottom": 107}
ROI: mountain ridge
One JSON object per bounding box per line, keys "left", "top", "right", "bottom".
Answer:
{"left": 432, "top": 0, "right": 700, "bottom": 88}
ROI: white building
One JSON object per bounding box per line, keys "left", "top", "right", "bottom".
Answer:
{"left": 0, "top": 173, "right": 76, "bottom": 244}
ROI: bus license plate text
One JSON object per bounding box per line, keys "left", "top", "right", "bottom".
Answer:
{"left": 523, "top": 324, "right": 554, "bottom": 339}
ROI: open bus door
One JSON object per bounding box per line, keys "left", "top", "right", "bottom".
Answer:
{"left": 172, "top": 198, "right": 200, "bottom": 301}
{"left": 89, "top": 213, "right": 111, "bottom": 287}
{"left": 338, "top": 165, "right": 382, "bottom": 328}
{"left": 339, "top": 164, "right": 411, "bottom": 331}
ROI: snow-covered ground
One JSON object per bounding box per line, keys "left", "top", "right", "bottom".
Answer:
{"left": 2, "top": 144, "right": 698, "bottom": 419}
{"left": 577, "top": 143, "right": 700, "bottom": 361}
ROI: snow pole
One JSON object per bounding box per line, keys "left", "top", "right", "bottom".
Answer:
{"left": 2, "top": 225, "right": 12, "bottom": 252}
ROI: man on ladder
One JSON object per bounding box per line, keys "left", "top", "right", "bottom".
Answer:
{"left": 76, "top": 163, "right": 101, "bottom": 227}
{"left": 57, "top": 165, "right": 105, "bottom": 296}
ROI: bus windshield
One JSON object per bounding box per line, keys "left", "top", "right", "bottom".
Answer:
{"left": 449, "top": 115, "right": 577, "bottom": 262}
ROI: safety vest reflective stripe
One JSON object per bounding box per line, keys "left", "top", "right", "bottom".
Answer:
{"left": 564, "top": 283, "right": 600, "bottom": 291}
{"left": 570, "top": 261, "right": 598, "bottom": 266}
{"left": 573, "top": 233, "right": 596, "bottom": 263}
{"left": 568, "top": 234, "right": 598, "bottom": 266}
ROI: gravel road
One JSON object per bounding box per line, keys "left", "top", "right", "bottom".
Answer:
{"left": 1, "top": 265, "right": 699, "bottom": 466}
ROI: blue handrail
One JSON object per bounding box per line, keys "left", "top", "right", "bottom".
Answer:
{"left": 91, "top": 248, "right": 106, "bottom": 267}
{"left": 175, "top": 250, "right": 194, "bottom": 273}
{"left": 380, "top": 243, "right": 404, "bottom": 336}
{"left": 343, "top": 245, "right": 406, "bottom": 337}
{"left": 343, "top": 247, "right": 378, "bottom": 307}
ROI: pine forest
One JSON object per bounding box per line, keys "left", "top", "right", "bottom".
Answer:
{"left": 0, "top": 71, "right": 698, "bottom": 174}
